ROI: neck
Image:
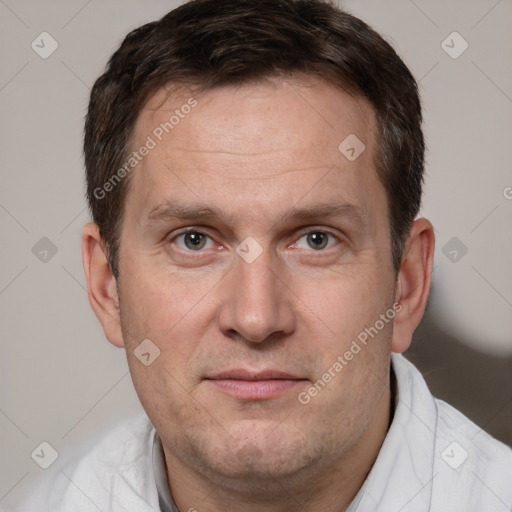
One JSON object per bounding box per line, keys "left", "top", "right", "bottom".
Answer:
{"left": 163, "top": 385, "right": 391, "bottom": 512}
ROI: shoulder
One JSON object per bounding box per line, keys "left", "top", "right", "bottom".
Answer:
{"left": 21, "top": 414, "right": 160, "bottom": 512}
{"left": 392, "top": 353, "right": 512, "bottom": 510}
{"left": 431, "top": 397, "right": 512, "bottom": 510}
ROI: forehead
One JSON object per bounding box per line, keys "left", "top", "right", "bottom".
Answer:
{"left": 138, "top": 77, "right": 374, "bottom": 154}
{"left": 127, "top": 77, "right": 381, "bottom": 219}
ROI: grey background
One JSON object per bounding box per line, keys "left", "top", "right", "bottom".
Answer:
{"left": 1, "top": 0, "right": 511, "bottom": 508}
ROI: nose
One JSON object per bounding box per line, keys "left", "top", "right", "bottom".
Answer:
{"left": 217, "top": 248, "right": 296, "bottom": 344}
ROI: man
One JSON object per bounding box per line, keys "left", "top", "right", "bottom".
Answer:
{"left": 25, "top": 0, "right": 512, "bottom": 510}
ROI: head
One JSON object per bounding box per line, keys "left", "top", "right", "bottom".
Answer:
{"left": 82, "top": 0, "right": 434, "bottom": 500}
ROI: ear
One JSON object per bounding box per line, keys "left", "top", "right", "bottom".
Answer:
{"left": 391, "top": 218, "right": 435, "bottom": 353}
{"left": 82, "top": 222, "right": 124, "bottom": 348}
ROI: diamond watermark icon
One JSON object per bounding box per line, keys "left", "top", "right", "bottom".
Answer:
{"left": 442, "top": 236, "right": 468, "bottom": 263}
{"left": 441, "top": 31, "right": 468, "bottom": 59}
{"left": 31, "top": 32, "right": 59, "bottom": 59}
{"left": 236, "top": 237, "right": 263, "bottom": 263}
{"left": 134, "top": 338, "right": 161, "bottom": 366}
{"left": 31, "top": 441, "right": 59, "bottom": 469}
{"left": 441, "top": 441, "right": 468, "bottom": 469}
{"left": 32, "top": 237, "right": 58, "bottom": 263}
{"left": 338, "top": 134, "right": 365, "bottom": 162}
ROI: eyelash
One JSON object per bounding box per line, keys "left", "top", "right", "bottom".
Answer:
{"left": 172, "top": 229, "right": 217, "bottom": 251}
{"left": 169, "top": 228, "right": 341, "bottom": 253}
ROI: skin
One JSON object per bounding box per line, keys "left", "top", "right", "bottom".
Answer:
{"left": 83, "top": 76, "right": 434, "bottom": 512}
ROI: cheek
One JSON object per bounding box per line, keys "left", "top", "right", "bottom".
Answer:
{"left": 117, "top": 267, "right": 212, "bottom": 414}
{"left": 117, "top": 257, "right": 222, "bottom": 371}
{"left": 295, "top": 272, "right": 393, "bottom": 423}
{"left": 291, "top": 263, "right": 390, "bottom": 350}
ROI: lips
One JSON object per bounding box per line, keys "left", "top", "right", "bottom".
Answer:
{"left": 205, "top": 369, "right": 306, "bottom": 400}
{"left": 208, "top": 369, "right": 301, "bottom": 381}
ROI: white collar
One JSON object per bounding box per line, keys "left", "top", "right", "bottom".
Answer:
{"left": 153, "top": 433, "right": 179, "bottom": 512}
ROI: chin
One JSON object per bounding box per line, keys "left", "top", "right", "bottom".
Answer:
{"left": 192, "top": 423, "right": 327, "bottom": 489}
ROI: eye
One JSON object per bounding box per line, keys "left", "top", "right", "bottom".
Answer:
{"left": 174, "top": 231, "right": 215, "bottom": 251}
{"left": 295, "top": 231, "right": 338, "bottom": 251}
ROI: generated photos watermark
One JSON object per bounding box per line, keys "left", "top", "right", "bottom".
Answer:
{"left": 93, "top": 97, "right": 198, "bottom": 200}
{"left": 298, "top": 302, "right": 402, "bottom": 405}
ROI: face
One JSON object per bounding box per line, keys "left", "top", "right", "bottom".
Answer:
{"left": 114, "top": 78, "right": 400, "bottom": 490}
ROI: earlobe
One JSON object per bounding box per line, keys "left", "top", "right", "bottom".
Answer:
{"left": 391, "top": 218, "right": 435, "bottom": 354}
{"left": 82, "top": 222, "right": 125, "bottom": 348}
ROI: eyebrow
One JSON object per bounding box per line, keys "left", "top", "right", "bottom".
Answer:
{"left": 145, "top": 201, "right": 366, "bottom": 229}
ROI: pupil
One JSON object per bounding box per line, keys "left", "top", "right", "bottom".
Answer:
{"left": 308, "top": 232, "right": 327, "bottom": 250}
{"left": 185, "top": 233, "right": 205, "bottom": 249}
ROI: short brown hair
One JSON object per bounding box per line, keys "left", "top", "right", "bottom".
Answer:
{"left": 85, "top": 0, "right": 424, "bottom": 277}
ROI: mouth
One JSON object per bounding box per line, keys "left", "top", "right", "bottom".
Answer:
{"left": 204, "top": 369, "right": 307, "bottom": 400}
